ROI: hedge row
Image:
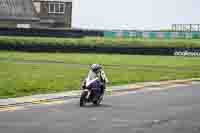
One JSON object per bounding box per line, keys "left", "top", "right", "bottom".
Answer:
{"left": 0, "top": 36, "right": 200, "bottom": 52}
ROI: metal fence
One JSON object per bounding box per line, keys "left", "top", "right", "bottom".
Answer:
{"left": 103, "top": 31, "right": 200, "bottom": 39}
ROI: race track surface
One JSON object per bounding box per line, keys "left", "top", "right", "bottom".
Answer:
{"left": 0, "top": 83, "right": 200, "bottom": 133}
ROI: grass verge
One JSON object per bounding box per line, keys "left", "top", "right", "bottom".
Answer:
{"left": 0, "top": 51, "right": 200, "bottom": 98}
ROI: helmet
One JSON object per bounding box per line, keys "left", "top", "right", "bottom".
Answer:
{"left": 91, "top": 64, "right": 102, "bottom": 73}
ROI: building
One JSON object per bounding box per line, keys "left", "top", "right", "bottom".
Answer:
{"left": 33, "top": 0, "right": 72, "bottom": 29}
{"left": 0, "top": 0, "right": 73, "bottom": 29}
{"left": 0, "top": 0, "right": 39, "bottom": 28}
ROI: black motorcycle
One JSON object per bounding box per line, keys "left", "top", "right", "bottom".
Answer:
{"left": 80, "top": 78, "right": 103, "bottom": 107}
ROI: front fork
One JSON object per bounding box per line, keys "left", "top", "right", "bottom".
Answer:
{"left": 86, "top": 90, "right": 91, "bottom": 99}
{"left": 81, "top": 89, "right": 91, "bottom": 99}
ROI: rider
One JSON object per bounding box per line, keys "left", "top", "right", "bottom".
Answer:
{"left": 83, "top": 64, "right": 109, "bottom": 95}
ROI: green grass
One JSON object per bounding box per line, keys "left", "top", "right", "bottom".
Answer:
{"left": 1, "top": 36, "right": 200, "bottom": 48}
{"left": 0, "top": 51, "right": 200, "bottom": 67}
{"left": 0, "top": 51, "right": 200, "bottom": 98}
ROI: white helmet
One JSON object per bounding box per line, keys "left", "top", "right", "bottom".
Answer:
{"left": 91, "top": 64, "right": 102, "bottom": 73}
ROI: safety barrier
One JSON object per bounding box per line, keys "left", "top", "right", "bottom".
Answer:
{"left": 0, "top": 42, "right": 200, "bottom": 56}
{"left": 0, "top": 28, "right": 104, "bottom": 38}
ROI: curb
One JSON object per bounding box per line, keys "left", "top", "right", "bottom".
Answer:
{"left": 110, "top": 79, "right": 198, "bottom": 94}
{"left": 0, "top": 78, "right": 199, "bottom": 107}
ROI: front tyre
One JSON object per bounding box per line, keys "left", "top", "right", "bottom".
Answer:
{"left": 80, "top": 91, "right": 88, "bottom": 107}
{"left": 93, "top": 95, "right": 103, "bottom": 105}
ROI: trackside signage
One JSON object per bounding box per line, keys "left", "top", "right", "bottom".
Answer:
{"left": 174, "top": 50, "right": 200, "bottom": 57}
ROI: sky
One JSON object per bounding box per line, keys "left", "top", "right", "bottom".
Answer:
{"left": 72, "top": 0, "right": 199, "bottom": 30}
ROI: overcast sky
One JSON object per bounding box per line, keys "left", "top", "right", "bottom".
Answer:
{"left": 72, "top": 0, "right": 199, "bottom": 30}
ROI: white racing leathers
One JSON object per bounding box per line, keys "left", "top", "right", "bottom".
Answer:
{"left": 85, "top": 70, "right": 109, "bottom": 88}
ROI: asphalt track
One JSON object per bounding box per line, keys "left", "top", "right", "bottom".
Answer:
{"left": 0, "top": 83, "right": 200, "bottom": 133}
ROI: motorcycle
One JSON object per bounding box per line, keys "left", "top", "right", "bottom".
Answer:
{"left": 80, "top": 77, "right": 104, "bottom": 107}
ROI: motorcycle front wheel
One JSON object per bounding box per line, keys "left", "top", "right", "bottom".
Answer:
{"left": 80, "top": 91, "right": 88, "bottom": 107}
{"left": 93, "top": 95, "right": 103, "bottom": 105}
